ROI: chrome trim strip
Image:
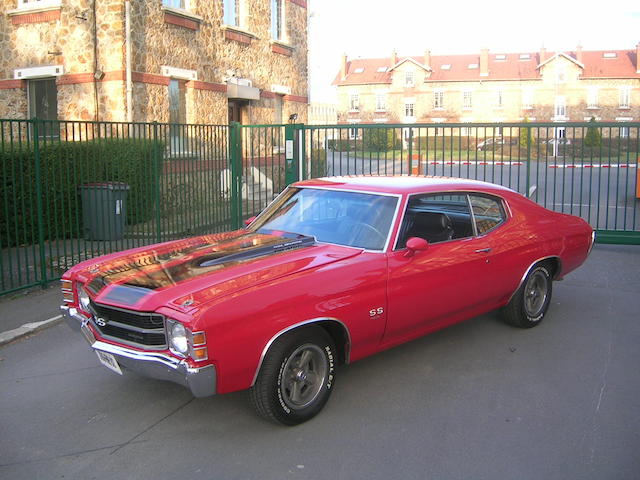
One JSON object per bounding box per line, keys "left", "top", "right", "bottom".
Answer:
{"left": 250, "top": 317, "right": 352, "bottom": 386}
{"left": 506, "top": 256, "right": 562, "bottom": 305}
{"left": 588, "top": 230, "right": 596, "bottom": 256}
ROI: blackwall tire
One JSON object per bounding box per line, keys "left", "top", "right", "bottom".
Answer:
{"left": 502, "top": 265, "right": 553, "bottom": 328}
{"left": 249, "top": 326, "right": 336, "bottom": 426}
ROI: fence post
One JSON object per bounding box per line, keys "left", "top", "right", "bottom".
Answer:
{"left": 31, "top": 118, "right": 48, "bottom": 289}
{"left": 229, "top": 122, "right": 242, "bottom": 229}
{"left": 407, "top": 126, "right": 413, "bottom": 174}
{"left": 285, "top": 123, "right": 301, "bottom": 185}
{"left": 152, "top": 121, "right": 162, "bottom": 243}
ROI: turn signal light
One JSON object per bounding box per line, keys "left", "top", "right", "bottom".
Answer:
{"left": 61, "top": 280, "right": 73, "bottom": 303}
{"left": 192, "top": 347, "right": 208, "bottom": 361}
{"left": 192, "top": 331, "right": 206, "bottom": 346}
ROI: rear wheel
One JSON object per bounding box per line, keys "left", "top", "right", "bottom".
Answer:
{"left": 502, "top": 265, "right": 552, "bottom": 328}
{"left": 249, "top": 326, "right": 336, "bottom": 426}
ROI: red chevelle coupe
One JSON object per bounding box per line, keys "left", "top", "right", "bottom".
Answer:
{"left": 61, "top": 176, "right": 594, "bottom": 425}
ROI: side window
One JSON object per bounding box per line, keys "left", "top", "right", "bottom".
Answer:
{"left": 469, "top": 195, "right": 505, "bottom": 234}
{"left": 396, "top": 194, "right": 474, "bottom": 249}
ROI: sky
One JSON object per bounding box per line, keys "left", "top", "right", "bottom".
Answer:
{"left": 307, "top": 0, "right": 640, "bottom": 103}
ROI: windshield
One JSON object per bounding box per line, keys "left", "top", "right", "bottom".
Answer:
{"left": 249, "top": 188, "right": 398, "bottom": 250}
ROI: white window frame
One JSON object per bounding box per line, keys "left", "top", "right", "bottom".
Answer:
{"left": 619, "top": 87, "right": 631, "bottom": 109}
{"left": 223, "top": 0, "right": 243, "bottom": 28}
{"left": 405, "top": 70, "right": 415, "bottom": 87}
{"left": 404, "top": 102, "right": 415, "bottom": 118}
{"left": 375, "top": 93, "right": 386, "bottom": 112}
{"left": 462, "top": 89, "right": 473, "bottom": 110}
{"left": 587, "top": 87, "right": 599, "bottom": 109}
{"left": 555, "top": 96, "right": 567, "bottom": 119}
{"left": 349, "top": 94, "right": 359, "bottom": 112}
{"left": 433, "top": 89, "right": 444, "bottom": 110}
{"left": 348, "top": 122, "right": 360, "bottom": 140}
{"left": 270, "top": 0, "right": 286, "bottom": 42}
{"left": 522, "top": 88, "right": 534, "bottom": 110}
{"left": 495, "top": 89, "right": 503, "bottom": 109}
{"left": 16, "top": 0, "right": 61, "bottom": 10}
{"left": 162, "top": 0, "right": 191, "bottom": 11}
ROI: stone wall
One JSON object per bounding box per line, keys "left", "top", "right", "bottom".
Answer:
{"left": 1, "top": 0, "right": 308, "bottom": 125}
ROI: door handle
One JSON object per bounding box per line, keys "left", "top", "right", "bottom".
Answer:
{"left": 474, "top": 247, "right": 492, "bottom": 253}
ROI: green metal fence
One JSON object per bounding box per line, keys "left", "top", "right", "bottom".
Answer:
{"left": 0, "top": 119, "right": 236, "bottom": 295}
{"left": 304, "top": 122, "right": 640, "bottom": 244}
{"left": 1, "top": 119, "right": 638, "bottom": 297}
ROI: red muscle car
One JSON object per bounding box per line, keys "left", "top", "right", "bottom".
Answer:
{"left": 61, "top": 176, "right": 594, "bottom": 425}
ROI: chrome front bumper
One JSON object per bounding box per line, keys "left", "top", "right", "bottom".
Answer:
{"left": 60, "top": 305, "right": 216, "bottom": 398}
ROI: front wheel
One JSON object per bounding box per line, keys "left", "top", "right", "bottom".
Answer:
{"left": 502, "top": 264, "right": 553, "bottom": 328}
{"left": 249, "top": 326, "right": 336, "bottom": 426}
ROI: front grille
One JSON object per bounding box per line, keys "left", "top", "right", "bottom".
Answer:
{"left": 90, "top": 302, "right": 165, "bottom": 329}
{"left": 88, "top": 301, "right": 166, "bottom": 350}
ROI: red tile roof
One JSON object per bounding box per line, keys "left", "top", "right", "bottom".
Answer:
{"left": 333, "top": 49, "right": 640, "bottom": 85}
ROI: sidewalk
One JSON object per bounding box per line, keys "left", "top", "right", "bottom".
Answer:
{"left": 0, "top": 285, "right": 62, "bottom": 346}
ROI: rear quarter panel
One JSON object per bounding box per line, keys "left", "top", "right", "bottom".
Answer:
{"left": 492, "top": 192, "right": 593, "bottom": 304}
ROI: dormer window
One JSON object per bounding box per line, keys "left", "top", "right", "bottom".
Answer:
{"left": 468, "top": 63, "right": 478, "bottom": 69}
{"left": 603, "top": 52, "right": 617, "bottom": 59}
{"left": 519, "top": 54, "right": 531, "bottom": 60}
{"left": 353, "top": 67, "right": 364, "bottom": 74}
{"left": 377, "top": 67, "right": 388, "bottom": 73}
{"left": 441, "top": 64, "right": 451, "bottom": 70}
{"left": 405, "top": 71, "right": 415, "bottom": 87}
{"left": 495, "top": 54, "right": 507, "bottom": 61}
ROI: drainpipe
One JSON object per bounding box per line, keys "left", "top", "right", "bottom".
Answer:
{"left": 125, "top": 0, "right": 133, "bottom": 122}
{"left": 92, "top": 0, "right": 100, "bottom": 121}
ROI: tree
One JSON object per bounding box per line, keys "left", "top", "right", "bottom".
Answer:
{"left": 584, "top": 117, "right": 602, "bottom": 148}
{"left": 519, "top": 117, "right": 534, "bottom": 148}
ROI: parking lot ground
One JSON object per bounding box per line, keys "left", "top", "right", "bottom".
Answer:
{"left": 0, "top": 244, "right": 639, "bottom": 480}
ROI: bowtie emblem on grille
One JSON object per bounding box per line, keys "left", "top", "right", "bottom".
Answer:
{"left": 95, "top": 317, "right": 107, "bottom": 327}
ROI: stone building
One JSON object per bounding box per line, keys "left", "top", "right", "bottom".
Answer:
{"left": 0, "top": 0, "right": 309, "bottom": 125}
{"left": 333, "top": 46, "right": 640, "bottom": 138}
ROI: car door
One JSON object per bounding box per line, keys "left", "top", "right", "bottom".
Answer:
{"left": 384, "top": 192, "right": 494, "bottom": 343}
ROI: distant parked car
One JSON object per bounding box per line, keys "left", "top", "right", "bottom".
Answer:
{"left": 476, "top": 137, "right": 517, "bottom": 151}
{"left": 61, "top": 176, "right": 594, "bottom": 425}
{"left": 545, "top": 138, "right": 572, "bottom": 146}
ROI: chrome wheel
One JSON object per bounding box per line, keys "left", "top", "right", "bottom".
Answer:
{"left": 280, "top": 344, "right": 328, "bottom": 410}
{"left": 523, "top": 270, "right": 549, "bottom": 318}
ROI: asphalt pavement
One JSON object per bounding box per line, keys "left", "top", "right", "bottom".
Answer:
{"left": 0, "top": 244, "right": 639, "bottom": 480}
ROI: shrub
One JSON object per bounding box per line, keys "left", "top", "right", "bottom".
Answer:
{"left": 584, "top": 117, "right": 602, "bottom": 148}
{"left": 0, "top": 138, "right": 161, "bottom": 248}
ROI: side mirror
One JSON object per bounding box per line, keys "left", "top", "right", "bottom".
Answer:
{"left": 404, "top": 237, "right": 429, "bottom": 257}
{"left": 244, "top": 216, "right": 256, "bottom": 227}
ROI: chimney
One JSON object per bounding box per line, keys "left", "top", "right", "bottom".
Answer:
{"left": 424, "top": 49, "right": 431, "bottom": 70}
{"left": 391, "top": 50, "right": 398, "bottom": 68}
{"left": 576, "top": 45, "right": 583, "bottom": 64}
{"left": 341, "top": 53, "right": 348, "bottom": 80}
{"left": 636, "top": 42, "right": 640, "bottom": 73}
{"left": 540, "top": 47, "right": 547, "bottom": 64}
{"left": 480, "top": 48, "right": 489, "bottom": 77}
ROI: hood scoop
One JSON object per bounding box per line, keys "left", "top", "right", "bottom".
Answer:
{"left": 198, "top": 234, "right": 316, "bottom": 268}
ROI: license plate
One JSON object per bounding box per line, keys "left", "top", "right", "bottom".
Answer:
{"left": 96, "top": 350, "right": 123, "bottom": 376}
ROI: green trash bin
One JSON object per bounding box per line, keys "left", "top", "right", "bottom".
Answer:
{"left": 79, "top": 182, "right": 129, "bottom": 241}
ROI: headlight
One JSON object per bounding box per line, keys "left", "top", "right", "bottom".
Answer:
{"left": 168, "top": 321, "right": 189, "bottom": 355}
{"left": 166, "top": 319, "right": 208, "bottom": 361}
{"left": 77, "top": 285, "right": 91, "bottom": 311}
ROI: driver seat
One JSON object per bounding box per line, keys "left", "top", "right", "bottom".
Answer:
{"left": 406, "top": 212, "right": 454, "bottom": 244}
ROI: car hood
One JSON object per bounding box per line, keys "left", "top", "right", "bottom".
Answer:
{"left": 72, "top": 230, "right": 362, "bottom": 312}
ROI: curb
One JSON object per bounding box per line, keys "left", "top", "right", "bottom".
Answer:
{"left": 0, "top": 315, "right": 62, "bottom": 347}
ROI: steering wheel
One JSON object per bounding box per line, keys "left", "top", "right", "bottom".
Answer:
{"left": 352, "top": 222, "right": 386, "bottom": 246}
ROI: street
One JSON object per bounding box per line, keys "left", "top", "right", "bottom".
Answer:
{"left": 1, "top": 244, "right": 639, "bottom": 480}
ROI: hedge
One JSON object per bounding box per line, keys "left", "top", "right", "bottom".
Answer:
{"left": 0, "top": 138, "right": 161, "bottom": 248}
